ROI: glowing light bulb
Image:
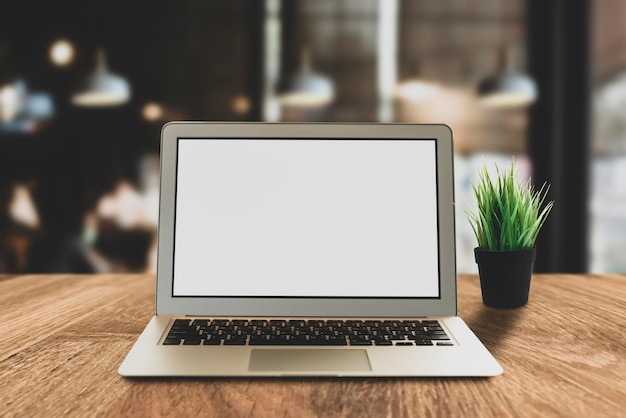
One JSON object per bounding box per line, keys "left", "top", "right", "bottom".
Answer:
{"left": 142, "top": 103, "right": 163, "bottom": 121}
{"left": 231, "top": 95, "right": 251, "bottom": 115}
{"left": 49, "top": 39, "right": 75, "bottom": 67}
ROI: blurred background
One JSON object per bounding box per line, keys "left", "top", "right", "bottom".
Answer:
{"left": 0, "top": 0, "right": 623, "bottom": 274}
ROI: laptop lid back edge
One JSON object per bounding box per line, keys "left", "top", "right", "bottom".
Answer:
{"left": 155, "top": 122, "right": 457, "bottom": 318}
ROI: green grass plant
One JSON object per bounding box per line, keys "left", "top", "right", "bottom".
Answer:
{"left": 465, "top": 159, "right": 554, "bottom": 251}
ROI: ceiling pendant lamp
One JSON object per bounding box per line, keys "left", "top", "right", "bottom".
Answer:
{"left": 0, "top": 78, "right": 54, "bottom": 133}
{"left": 478, "top": 45, "right": 537, "bottom": 107}
{"left": 72, "top": 49, "right": 131, "bottom": 107}
{"left": 278, "top": 49, "right": 334, "bottom": 108}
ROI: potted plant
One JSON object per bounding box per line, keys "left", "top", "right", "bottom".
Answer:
{"left": 465, "top": 159, "right": 554, "bottom": 308}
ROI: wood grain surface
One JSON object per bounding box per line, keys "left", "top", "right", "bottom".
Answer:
{"left": 0, "top": 274, "right": 624, "bottom": 418}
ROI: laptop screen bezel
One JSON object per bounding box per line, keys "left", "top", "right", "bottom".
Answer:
{"left": 156, "top": 122, "right": 457, "bottom": 317}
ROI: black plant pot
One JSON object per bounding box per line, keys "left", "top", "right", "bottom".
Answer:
{"left": 474, "top": 247, "right": 537, "bottom": 309}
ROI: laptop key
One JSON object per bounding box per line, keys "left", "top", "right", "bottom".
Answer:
{"left": 349, "top": 341, "right": 373, "bottom": 346}
{"left": 223, "top": 339, "right": 247, "bottom": 345}
{"left": 249, "top": 336, "right": 347, "bottom": 345}
{"left": 167, "top": 330, "right": 192, "bottom": 336}
{"left": 349, "top": 339, "right": 373, "bottom": 346}
{"left": 192, "top": 319, "right": 209, "bottom": 327}
{"left": 163, "top": 338, "right": 181, "bottom": 345}
{"left": 172, "top": 319, "right": 191, "bottom": 327}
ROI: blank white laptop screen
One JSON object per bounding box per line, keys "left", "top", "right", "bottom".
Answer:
{"left": 172, "top": 138, "right": 440, "bottom": 298}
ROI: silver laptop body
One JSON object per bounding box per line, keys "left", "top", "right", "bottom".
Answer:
{"left": 119, "top": 122, "right": 502, "bottom": 377}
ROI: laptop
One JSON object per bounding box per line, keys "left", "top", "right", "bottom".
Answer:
{"left": 118, "top": 122, "right": 503, "bottom": 377}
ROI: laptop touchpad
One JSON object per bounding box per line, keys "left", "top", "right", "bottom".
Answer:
{"left": 248, "top": 349, "right": 371, "bottom": 372}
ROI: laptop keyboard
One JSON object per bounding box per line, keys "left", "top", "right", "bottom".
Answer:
{"left": 162, "top": 319, "right": 452, "bottom": 346}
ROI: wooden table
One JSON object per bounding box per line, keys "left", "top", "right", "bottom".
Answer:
{"left": 1, "top": 274, "right": 624, "bottom": 417}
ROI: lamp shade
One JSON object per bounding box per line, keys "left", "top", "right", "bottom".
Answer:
{"left": 478, "top": 72, "right": 537, "bottom": 107}
{"left": 72, "top": 50, "right": 130, "bottom": 107}
{"left": 0, "top": 83, "right": 21, "bottom": 123}
{"left": 278, "top": 50, "right": 334, "bottom": 107}
{"left": 279, "top": 71, "right": 334, "bottom": 107}
{"left": 395, "top": 80, "right": 439, "bottom": 102}
{"left": 24, "top": 93, "right": 55, "bottom": 119}
{"left": 477, "top": 45, "right": 537, "bottom": 107}
{"left": 0, "top": 79, "right": 54, "bottom": 133}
